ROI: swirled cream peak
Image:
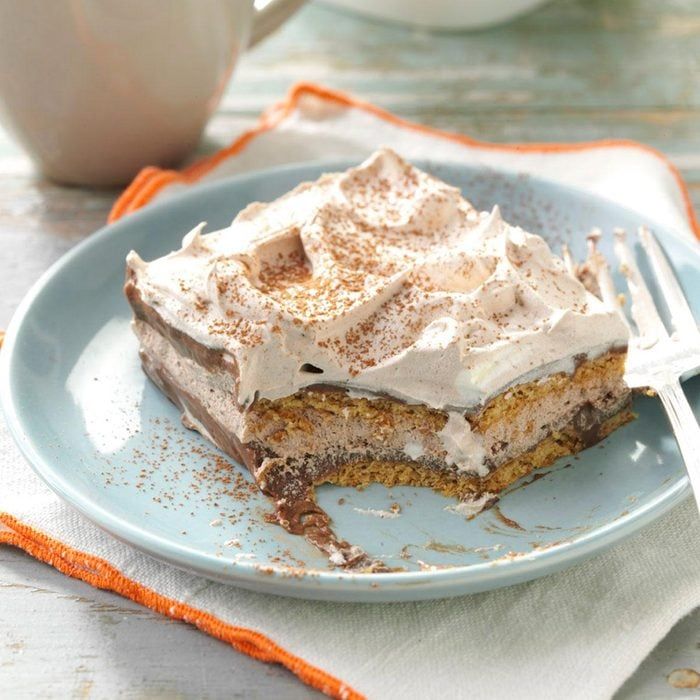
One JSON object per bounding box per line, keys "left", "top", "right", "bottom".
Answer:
{"left": 127, "top": 148, "right": 628, "bottom": 409}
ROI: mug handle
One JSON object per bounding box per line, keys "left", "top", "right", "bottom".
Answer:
{"left": 249, "top": 0, "right": 306, "bottom": 47}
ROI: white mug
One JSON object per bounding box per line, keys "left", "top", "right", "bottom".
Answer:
{"left": 0, "top": 0, "right": 303, "bottom": 186}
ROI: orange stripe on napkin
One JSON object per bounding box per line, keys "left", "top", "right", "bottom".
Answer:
{"left": 107, "top": 93, "right": 301, "bottom": 223}
{"left": 108, "top": 82, "right": 700, "bottom": 239}
{"left": 0, "top": 513, "right": 362, "bottom": 700}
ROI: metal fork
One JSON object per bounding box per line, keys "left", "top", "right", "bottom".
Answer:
{"left": 589, "top": 227, "right": 700, "bottom": 511}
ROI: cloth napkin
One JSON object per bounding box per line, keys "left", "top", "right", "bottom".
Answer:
{"left": 3, "top": 83, "right": 700, "bottom": 700}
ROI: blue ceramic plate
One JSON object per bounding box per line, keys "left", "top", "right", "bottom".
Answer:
{"left": 2, "top": 162, "right": 698, "bottom": 602}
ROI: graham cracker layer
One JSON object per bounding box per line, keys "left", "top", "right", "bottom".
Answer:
{"left": 250, "top": 351, "right": 626, "bottom": 437}
{"left": 322, "top": 406, "right": 634, "bottom": 499}
{"left": 470, "top": 350, "right": 625, "bottom": 433}
{"left": 247, "top": 350, "right": 630, "bottom": 495}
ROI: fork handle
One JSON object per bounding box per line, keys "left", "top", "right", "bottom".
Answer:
{"left": 657, "top": 380, "right": 700, "bottom": 512}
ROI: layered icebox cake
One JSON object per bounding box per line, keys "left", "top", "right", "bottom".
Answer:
{"left": 125, "top": 149, "right": 632, "bottom": 570}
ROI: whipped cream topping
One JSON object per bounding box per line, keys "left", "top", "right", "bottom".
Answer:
{"left": 127, "top": 148, "right": 628, "bottom": 410}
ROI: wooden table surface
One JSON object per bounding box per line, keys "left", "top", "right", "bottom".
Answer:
{"left": 2, "top": 1, "right": 700, "bottom": 696}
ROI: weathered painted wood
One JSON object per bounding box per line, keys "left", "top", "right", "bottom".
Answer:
{"left": 234, "top": 1, "right": 700, "bottom": 112}
{"left": 1, "top": 0, "right": 700, "bottom": 696}
{"left": 0, "top": 548, "right": 319, "bottom": 699}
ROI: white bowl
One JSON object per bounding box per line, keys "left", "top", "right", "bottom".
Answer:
{"left": 322, "top": 0, "right": 552, "bottom": 30}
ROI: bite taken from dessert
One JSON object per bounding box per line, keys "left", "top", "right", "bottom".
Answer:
{"left": 124, "top": 148, "right": 633, "bottom": 571}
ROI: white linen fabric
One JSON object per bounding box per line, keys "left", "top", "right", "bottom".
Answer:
{"left": 2, "top": 86, "right": 699, "bottom": 699}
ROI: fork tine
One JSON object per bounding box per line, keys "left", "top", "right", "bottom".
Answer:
{"left": 638, "top": 226, "right": 700, "bottom": 338}
{"left": 613, "top": 228, "right": 668, "bottom": 343}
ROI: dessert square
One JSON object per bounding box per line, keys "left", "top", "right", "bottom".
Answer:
{"left": 125, "top": 149, "right": 631, "bottom": 569}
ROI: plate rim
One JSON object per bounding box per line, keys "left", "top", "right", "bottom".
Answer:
{"left": 0, "top": 159, "right": 694, "bottom": 598}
